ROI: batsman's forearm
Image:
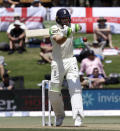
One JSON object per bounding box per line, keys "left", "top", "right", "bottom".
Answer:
{"left": 53, "top": 35, "right": 67, "bottom": 45}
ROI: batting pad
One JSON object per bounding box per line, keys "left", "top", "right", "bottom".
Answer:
{"left": 48, "top": 91, "right": 65, "bottom": 118}
{"left": 67, "top": 77, "right": 84, "bottom": 119}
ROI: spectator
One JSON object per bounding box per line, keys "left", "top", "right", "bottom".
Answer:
{"left": 85, "top": 40, "right": 106, "bottom": 61}
{"left": 7, "top": 13, "right": 27, "bottom": 44}
{"left": 0, "top": 56, "right": 5, "bottom": 80}
{"left": 8, "top": 20, "right": 26, "bottom": 54}
{"left": 58, "top": 0, "right": 69, "bottom": 6}
{"left": 94, "top": 17, "right": 113, "bottom": 48}
{"left": 52, "top": 0, "right": 59, "bottom": 6}
{"left": 101, "top": 0, "right": 112, "bottom": 7}
{"left": 3, "top": 0, "right": 21, "bottom": 8}
{"left": 38, "top": 37, "right": 52, "bottom": 64}
{"left": 112, "top": 0, "right": 120, "bottom": 7}
{"left": 88, "top": 0, "right": 95, "bottom": 6}
{"left": 79, "top": 73, "right": 91, "bottom": 88}
{"left": 30, "top": 0, "right": 46, "bottom": 28}
{"left": 88, "top": 67, "right": 105, "bottom": 88}
{"left": 7, "top": 0, "right": 20, "bottom": 8}
{"left": 0, "top": 64, "right": 4, "bottom": 80}
{"left": 7, "top": 13, "right": 27, "bottom": 34}
{"left": 2, "top": 0, "right": 11, "bottom": 8}
{"left": 30, "top": 0, "right": 44, "bottom": 7}
{"left": 80, "top": 50, "right": 106, "bottom": 77}
{"left": 79, "top": 0, "right": 90, "bottom": 7}
{"left": 75, "top": 37, "right": 90, "bottom": 63}
{"left": 91, "top": 0, "right": 102, "bottom": 7}
{"left": 44, "top": 0, "right": 54, "bottom": 7}
{"left": 0, "top": 73, "right": 14, "bottom": 90}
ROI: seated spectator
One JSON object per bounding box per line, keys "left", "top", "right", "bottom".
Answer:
{"left": 7, "top": 13, "right": 27, "bottom": 44}
{"left": 7, "top": 13, "right": 27, "bottom": 34}
{"left": 2, "top": 0, "right": 11, "bottom": 8}
{"left": 80, "top": 50, "right": 106, "bottom": 78}
{"left": 38, "top": 37, "right": 52, "bottom": 64}
{"left": 0, "top": 73, "right": 14, "bottom": 90}
{"left": 0, "top": 64, "right": 4, "bottom": 80}
{"left": 8, "top": 20, "right": 26, "bottom": 54}
{"left": 73, "top": 37, "right": 86, "bottom": 49}
{"left": 79, "top": 73, "right": 91, "bottom": 88}
{"left": 74, "top": 37, "right": 91, "bottom": 63}
{"left": 88, "top": 67, "right": 105, "bottom": 88}
{"left": 94, "top": 17, "right": 113, "bottom": 48}
{"left": 3, "top": 0, "right": 20, "bottom": 8}
{"left": 0, "top": 56, "right": 5, "bottom": 80}
{"left": 30, "top": 0, "right": 41, "bottom": 7}
{"left": 30, "top": 0, "right": 46, "bottom": 28}
{"left": 79, "top": 0, "right": 90, "bottom": 7}
{"left": 85, "top": 40, "right": 106, "bottom": 61}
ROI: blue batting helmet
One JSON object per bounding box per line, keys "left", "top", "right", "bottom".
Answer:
{"left": 56, "top": 8, "right": 71, "bottom": 26}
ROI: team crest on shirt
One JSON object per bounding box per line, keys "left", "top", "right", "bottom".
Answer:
{"left": 54, "top": 70, "right": 56, "bottom": 76}
{"left": 64, "top": 10, "right": 66, "bottom": 14}
{"left": 52, "top": 29, "right": 59, "bottom": 34}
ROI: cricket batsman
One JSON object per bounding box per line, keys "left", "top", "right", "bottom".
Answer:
{"left": 49, "top": 8, "right": 84, "bottom": 126}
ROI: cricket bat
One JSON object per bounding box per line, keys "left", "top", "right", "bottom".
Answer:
{"left": 25, "top": 28, "right": 50, "bottom": 38}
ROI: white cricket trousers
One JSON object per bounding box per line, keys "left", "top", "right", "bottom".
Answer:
{"left": 49, "top": 57, "right": 84, "bottom": 119}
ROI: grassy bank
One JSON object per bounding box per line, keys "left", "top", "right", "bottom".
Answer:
{"left": 0, "top": 21, "right": 120, "bottom": 89}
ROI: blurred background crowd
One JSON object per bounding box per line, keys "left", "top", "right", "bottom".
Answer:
{"left": 0, "top": 0, "right": 120, "bottom": 8}
{"left": 0, "top": 0, "right": 120, "bottom": 90}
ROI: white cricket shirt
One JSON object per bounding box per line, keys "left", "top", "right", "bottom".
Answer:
{"left": 50, "top": 25, "right": 74, "bottom": 62}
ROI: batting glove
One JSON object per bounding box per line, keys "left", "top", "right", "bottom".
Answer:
{"left": 62, "top": 25, "right": 72, "bottom": 37}
{"left": 72, "top": 24, "right": 82, "bottom": 33}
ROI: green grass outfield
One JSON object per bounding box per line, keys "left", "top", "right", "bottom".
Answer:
{"left": 0, "top": 116, "right": 120, "bottom": 131}
{"left": 0, "top": 21, "right": 120, "bottom": 89}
